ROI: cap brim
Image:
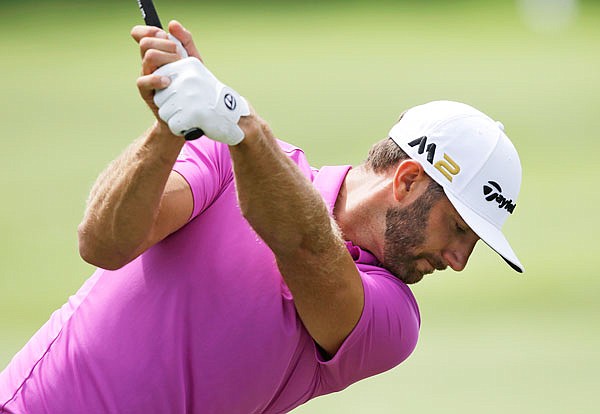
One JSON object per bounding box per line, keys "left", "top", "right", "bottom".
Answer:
{"left": 445, "top": 192, "right": 524, "bottom": 273}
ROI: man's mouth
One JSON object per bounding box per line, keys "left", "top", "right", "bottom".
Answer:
{"left": 421, "top": 257, "right": 447, "bottom": 275}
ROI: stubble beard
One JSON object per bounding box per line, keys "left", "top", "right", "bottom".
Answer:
{"left": 383, "top": 191, "right": 444, "bottom": 284}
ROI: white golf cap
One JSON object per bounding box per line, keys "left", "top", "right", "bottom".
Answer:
{"left": 389, "top": 100, "right": 523, "bottom": 273}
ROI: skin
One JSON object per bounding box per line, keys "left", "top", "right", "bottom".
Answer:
{"left": 78, "top": 21, "right": 477, "bottom": 357}
{"left": 334, "top": 161, "right": 479, "bottom": 285}
{"left": 382, "top": 195, "right": 478, "bottom": 284}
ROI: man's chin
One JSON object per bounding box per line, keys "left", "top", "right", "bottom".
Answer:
{"left": 386, "top": 266, "right": 424, "bottom": 284}
{"left": 401, "top": 272, "right": 424, "bottom": 285}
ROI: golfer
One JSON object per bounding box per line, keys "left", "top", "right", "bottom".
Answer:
{"left": 0, "top": 21, "right": 523, "bottom": 413}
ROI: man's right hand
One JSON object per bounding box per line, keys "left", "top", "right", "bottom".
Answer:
{"left": 131, "top": 20, "right": 203, "bottom": 129}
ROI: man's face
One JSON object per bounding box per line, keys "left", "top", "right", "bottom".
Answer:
{"left": 383, "top": 189, "right": 479, "bottom": 284}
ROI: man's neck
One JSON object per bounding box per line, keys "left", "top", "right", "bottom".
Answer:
{"left": 334, "top": 165, "right": 393, "bottom": 261}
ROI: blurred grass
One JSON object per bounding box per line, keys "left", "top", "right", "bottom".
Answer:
{"left": 1, "top": 1, "right": 599, "bottom": 412}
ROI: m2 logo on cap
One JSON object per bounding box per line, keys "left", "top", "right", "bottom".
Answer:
{"left": 483, "top": 181, "right": 516, "bottom": 214}
{"left": 408, "top": 136, "right": 461, "bottom": 182}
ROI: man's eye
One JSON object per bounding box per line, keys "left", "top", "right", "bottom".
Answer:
{"left": 456, "top": 222, "right": 466, "bottom": 234}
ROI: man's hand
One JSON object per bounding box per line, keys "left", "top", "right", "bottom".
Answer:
{"left": 131, "top": 20, "right": 202, "bottom": 126}
{"left": 132, "top": 21, "right": 249, "bottom": 144}
{"left": 153, "top": 57, "right": 250, "bottom": 144}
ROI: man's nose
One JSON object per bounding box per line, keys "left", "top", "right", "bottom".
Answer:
{"left": 442, "top": 239, "right": 477, "bottom": 272}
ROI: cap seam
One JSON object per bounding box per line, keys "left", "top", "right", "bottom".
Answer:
{"left": 450, "top": 127, "right": 502, "bottom": 195}
{"left": 403, "top": 103, "right": 493, "bottom": 132}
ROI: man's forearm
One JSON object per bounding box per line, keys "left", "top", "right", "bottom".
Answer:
{"left": 229, "top": 117, "right": 339, "bottom": 259}
{"left": 78, "top": 122, "right": 185, "bottom": 269}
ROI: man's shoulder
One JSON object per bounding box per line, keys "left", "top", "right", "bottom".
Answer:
{"left": 276, "top": 139, "right": 307, "bottom": 160}
{"left": 275, "top": 139, "right": 316, "bottom": 177}
{"left": 349, "top": 247, "right": 421, "bottom": 328}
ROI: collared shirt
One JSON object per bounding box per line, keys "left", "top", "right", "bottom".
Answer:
{"left": 0, "top": 139, "right": 420, "bottom": 414}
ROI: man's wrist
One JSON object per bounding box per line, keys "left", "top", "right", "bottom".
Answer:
{"left": 144, "top": 121, "right": 187, "bottom": 168}
{"left": 237, "top": 114, "right": 267, "bottom": 145}
{"left": 150, "top": 120, "right": 186, "bottom": 143}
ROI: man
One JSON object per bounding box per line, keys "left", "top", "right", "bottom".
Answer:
{"left": 0, "top": 21, "right": 523, "bottom": 413}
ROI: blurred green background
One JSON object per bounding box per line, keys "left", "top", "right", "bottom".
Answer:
{"left": 1, "top": 0, "right": 598, "bottom": 412}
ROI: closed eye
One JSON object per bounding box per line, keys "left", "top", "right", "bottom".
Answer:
{"left": 455, "top": 221, "right": 467, "bottom": 234}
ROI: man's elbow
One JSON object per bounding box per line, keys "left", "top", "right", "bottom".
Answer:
{"left": 77, "top": 224, "right": 130, "bottom": 270}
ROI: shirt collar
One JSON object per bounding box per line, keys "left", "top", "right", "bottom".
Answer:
{"left": 312, "top": 165, "right": 350, "bottom": 216}
{"left": 312, "top": 165, "right": 381, "bottom": 267}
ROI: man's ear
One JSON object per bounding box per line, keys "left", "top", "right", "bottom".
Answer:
{"left": 392, "top": 160, "right": 428, "bottom": 203}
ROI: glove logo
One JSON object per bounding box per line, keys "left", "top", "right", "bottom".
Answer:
{"left": 224, "top": 93, "right": 237, "bottom": 111}
{"left": 483, "top": 180, "right": 516, "bottom": 213}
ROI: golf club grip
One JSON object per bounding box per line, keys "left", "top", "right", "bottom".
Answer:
{"left": 184, "top": 128, "right": 205, "bottom": 140}
{"left": 137, "top": 0, "right": 163, "bottom": 28}
{"left": 135, "top": 1, "right": 203, "bottom": 140}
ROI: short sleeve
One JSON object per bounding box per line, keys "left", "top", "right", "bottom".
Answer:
{"left": 315, "top": 269, "right": 421, "bottom": 394}
{"left": 172, "top": 139, "right": 234, "bottom": 220}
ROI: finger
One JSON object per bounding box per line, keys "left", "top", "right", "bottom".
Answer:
{"left": 168, "top": 20, "right": 203, "bottom": 62}
{"left": 139, "top": 36, "right": 178, "bottom": 59}
{"left": 131, "top": 25, "right": 165, "bottom": 43}
{"left": 137, "top": 74, "right": 171, "bottom": 106}
{"left": 142, "top": 49, "right": 179, "bottom": 75}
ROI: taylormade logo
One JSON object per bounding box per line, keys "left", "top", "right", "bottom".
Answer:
{"left": 224, "top": 93, "right": 236, "bottom": 110}
{"left": 483, "top": 181, "right": 516, "bottom": 214}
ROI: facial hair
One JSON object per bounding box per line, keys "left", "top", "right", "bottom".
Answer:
{"left": 383, "top": 192, "right": 445, "bottom": 284}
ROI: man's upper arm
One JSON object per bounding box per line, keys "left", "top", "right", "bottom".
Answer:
{"left": 133, "top": 170, "right": 193, "bottom": 257}
{"left": 136, "top": 140, "right": 233, "bottom": 257}
{"left": 316, "top": 269, "right": 420, "bottom": 393}
{"left": 275, "top": 227, "right": 365, "bottom": 357}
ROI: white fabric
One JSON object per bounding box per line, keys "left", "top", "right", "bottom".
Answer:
{"left": 168, "top": 33, "right": 188, "bottom": 59}
{"left": 154, "top": 57, "right": 250, "bottom": 145}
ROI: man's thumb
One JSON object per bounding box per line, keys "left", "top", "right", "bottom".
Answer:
{"left": 168, "top": 20, "right": 203, "bottom": 62}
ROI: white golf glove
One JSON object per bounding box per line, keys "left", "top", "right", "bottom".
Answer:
{"left": 153, "top": 57, "right": 250, "bottom": 144}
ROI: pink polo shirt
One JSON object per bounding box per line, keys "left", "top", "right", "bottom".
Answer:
{"left": 0, "top": 139, "right": 420, "bottom": 414}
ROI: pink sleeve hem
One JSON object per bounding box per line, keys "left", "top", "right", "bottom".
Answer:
{"left": 314, "top": 272, "right": 372, "bottom": 366}
{"left": 172, "top": 162, "right": 204, "bottom": 220}
{"left": 171, "top": 169, "right": 196, "bottom": 222}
